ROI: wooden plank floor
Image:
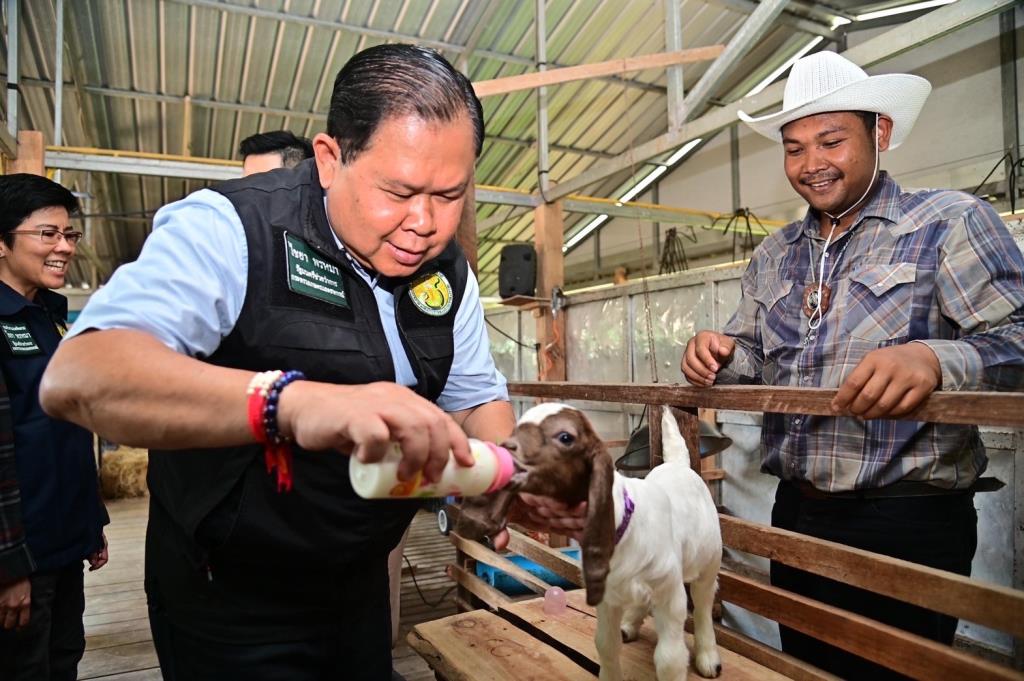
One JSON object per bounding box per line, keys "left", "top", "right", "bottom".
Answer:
{"left": 80, "top": 497, "right": 456, "bottom": 680}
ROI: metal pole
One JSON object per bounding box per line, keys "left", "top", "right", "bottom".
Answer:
{"left": 54, "top": 0, "right": 63, "bottom": 145}
{"left": 681, "top": 0, "right": 788, "bottom": 120}
{"left": 53, "top": 0, "right": 64, "bottom": 183}
{"left": 999, "top": 9, "right": 1019, "bottom": 209}
{"left": 730, "top": 125, "right": 741, "bottom": 211}
{"left": 85, "top": 172, "right": 97, "bottom": 288}
{"left": 182, "top": 95, "right": 192, "bottom": 156}
{"left": 665, "top": 0, "right": 685, "bottom": 130}
{"left": 6, "top": 0, "right": 18, "bottom": 138}
{"left": 535, "top": 0, "right": 551, "bottom": 197}
{"left": 652, "top": 182, "right": 661, "bottom": 269}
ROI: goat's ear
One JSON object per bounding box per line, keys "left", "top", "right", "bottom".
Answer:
{"left": 455, "top": 488, "right": 517, "bottom": 541}
{"left": 581, "top": 443, "right": 615, "bottom": 606}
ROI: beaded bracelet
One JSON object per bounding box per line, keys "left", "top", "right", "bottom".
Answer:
{"left": 263, "top": 370, "right": 306, "bottom": 444}
{"left": 246, "top": 370, "right": 306, "bottom": 492}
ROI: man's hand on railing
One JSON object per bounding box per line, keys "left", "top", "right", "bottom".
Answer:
{"left": 682, "top": 331, "right": 736, "bottom": 387}
{"left": 831, "top": 343, "right": 942, "bottom": 419}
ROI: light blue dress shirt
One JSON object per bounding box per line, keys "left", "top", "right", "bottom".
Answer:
{"left": 69, "top": 188, "right": 508, "bottom": 412}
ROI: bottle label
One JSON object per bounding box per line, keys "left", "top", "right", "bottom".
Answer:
{"left": 388, "top": 471, "right": 462, "bottom": 498}
{"left": 351, "top": 439, "right": 502, "bottom": 499}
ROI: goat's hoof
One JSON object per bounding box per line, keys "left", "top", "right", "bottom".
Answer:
{"left": 619, "top": 625, "right": 639, "bottom": 643}
{"left": 694, "top": 650, "right": 722, "bottom": 678}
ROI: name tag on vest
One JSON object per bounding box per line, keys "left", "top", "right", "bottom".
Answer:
{"left": 283, "top": 232, "right": 349, "bottom": 309}
{"left": 1, "top": 322, "right": 42, "bottom": 355}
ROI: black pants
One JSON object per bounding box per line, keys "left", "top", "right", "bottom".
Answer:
{"left": 770, "top": 480, "right": 977, "bottom": 680}
{"left": 0, "top": 563, "right": 86, "bottom": 681}
{"left": 146, "top": 498, "right": 395, "bottom": 681}
{"left": 148, "top": 576, "right": 395, "bottom": 681}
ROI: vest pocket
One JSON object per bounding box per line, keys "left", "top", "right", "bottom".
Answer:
{"left": 259, "top": 319, "right": 393, "bottom": 385}
{"left": 267, "top": 320, "right": 373, "bottom": 352}
{"left": 843, "top": 263, "right": 916, "bottom": 341}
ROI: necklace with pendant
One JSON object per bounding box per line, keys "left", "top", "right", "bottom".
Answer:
{"left": 802, "top": 281, "right": 832, "bottom": 318}
{"left": 804, "top": 217, "right": 855, "bottom": 328}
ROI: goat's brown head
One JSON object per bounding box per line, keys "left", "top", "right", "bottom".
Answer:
{"left": 456, "top": 403, "right": 615, "bottom": 606}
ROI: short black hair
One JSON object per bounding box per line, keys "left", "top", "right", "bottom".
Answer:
{"left": 853, "top": 110, "right": 878, "bottom": 136}
{"left": 0, "top": 174, "right": 79, "bottom": 248}
{"left": 327, "top": 44, "right": 484, "bottom": 164}
{"left": 239, "top": 130, "right": 314, "bottom": 168}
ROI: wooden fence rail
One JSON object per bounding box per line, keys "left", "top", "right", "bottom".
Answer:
{"left": 484, "top": 379, "right": 1024, "bottom": 679}
{"left": 507, "top": 382, "right": 1024, "bottom": 428}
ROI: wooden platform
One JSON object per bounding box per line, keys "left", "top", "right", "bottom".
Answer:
{"left": 79, "top": 497, "right": 457, "bottom": 680}
{"left": 410, "top": 589, "right": 802, "bottom": 680}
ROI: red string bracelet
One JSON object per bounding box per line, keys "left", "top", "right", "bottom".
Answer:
{"left": 246, "top": 370, "right": 301, "bottom": 492}
{"left": 261, "top": 370, "right": 306, "bottom": 491}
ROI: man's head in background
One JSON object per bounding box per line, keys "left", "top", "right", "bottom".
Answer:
{"left": 239, "top": 130, "right": 315, "bottom": 176}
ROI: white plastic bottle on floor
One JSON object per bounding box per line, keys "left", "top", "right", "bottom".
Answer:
{"left": 350, "top": 439, "right": 516, "bottom": 499}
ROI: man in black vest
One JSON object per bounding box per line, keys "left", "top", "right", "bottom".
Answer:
{"left": 41, "top": 45, "right": 514, "bottom": 681}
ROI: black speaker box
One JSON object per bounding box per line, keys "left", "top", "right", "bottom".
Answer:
{"left": 498, "top": 244, "right": 537, "bottom": 299}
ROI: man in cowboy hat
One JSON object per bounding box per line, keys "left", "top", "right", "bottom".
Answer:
{"left": 682, "top": 51, "right": 1024, "bottom": 677}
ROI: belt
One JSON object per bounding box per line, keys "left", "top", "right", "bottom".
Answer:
{"left": 790, "top": 477, "right": 1003, "bottom": 501}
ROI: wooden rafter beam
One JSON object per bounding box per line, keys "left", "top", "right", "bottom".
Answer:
{"left": 473, "top": 46, "right": 725, "bottom": 98}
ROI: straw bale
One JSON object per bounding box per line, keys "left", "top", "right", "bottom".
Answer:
{"left": 99, "top": 447, "right": 149, "bottom": 499}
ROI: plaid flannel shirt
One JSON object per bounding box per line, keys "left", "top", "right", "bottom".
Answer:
{"left": 719, "top": 173, "right": 1024, "bottom": 492}
{"left": 0, "top": 367, "right": 33, "bottom": 583}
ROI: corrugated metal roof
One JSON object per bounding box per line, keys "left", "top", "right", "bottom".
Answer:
{"left": 2, "top": 0, "right": 860, "bottom": 292}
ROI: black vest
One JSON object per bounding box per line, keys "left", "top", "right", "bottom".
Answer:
{"left": 148, "top": 159, "right": 468, "bottom": 571}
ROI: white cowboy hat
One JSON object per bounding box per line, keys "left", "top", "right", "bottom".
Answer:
{"left": 738, "top": 51, "right": 931, "bottom": 149}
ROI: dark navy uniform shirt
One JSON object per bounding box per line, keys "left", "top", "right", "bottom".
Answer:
{"left": 0, "top": 282, "right": 107, "bottom": 577}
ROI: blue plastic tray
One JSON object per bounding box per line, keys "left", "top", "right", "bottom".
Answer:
{"left": 475, "top": 547, "right": 580, "bottom": 596}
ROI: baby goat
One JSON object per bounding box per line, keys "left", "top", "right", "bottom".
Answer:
{"left": 458, "top": 403, "right": 723, "bottom": 680}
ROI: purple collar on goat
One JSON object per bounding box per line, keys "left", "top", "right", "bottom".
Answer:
{"left": 614, "top": 487, "right": 635, "bottom": 545}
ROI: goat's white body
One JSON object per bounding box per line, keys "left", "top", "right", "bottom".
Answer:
{"left": 597, "top": 413, "right": 723, "bottom": 681}
{"left": 516, "top": 403, "right": 723, "bottom": 679}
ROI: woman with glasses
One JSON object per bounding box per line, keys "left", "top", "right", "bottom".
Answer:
{"left": 0, "top": 174, "right": 108, "bottom": 681}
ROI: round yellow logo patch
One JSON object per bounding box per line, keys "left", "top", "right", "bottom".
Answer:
{"left": 409, "top": 272, "right": 453, "bottom": 316}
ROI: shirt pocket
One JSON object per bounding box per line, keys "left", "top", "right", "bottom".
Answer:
{"left": 751, "top": 277, "right": 795, "bottom": 353}
{"left": 843, "top": 263, "right": 916, "bottom": 341}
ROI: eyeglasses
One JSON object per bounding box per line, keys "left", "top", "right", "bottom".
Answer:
{"left": 7, "top": 229, "right": 84, "bottom": 246}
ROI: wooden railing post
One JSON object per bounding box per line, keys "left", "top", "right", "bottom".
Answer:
{"left": 671, "top": 406, "right": 702, "bottom": 474}
{"left": 648, "top": 404, "right": 663, "bottom": 468}
{"left": 7, "top": 131, "right": 44, "bottom": 176}
{"left": 456, "top": 179, "right": 478, "bottom": 274}
{"left": 533, "top": 200, "right": 567, "bottom": 547}
{"left": 534, "top": 200, "right": 565, "bottom": 382}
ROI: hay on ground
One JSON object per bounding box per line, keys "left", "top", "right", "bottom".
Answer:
{"left": 99, "top": 447, "right": 149, "bottom": 499}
